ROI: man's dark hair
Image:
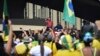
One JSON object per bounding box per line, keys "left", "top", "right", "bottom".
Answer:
{"left": 84, "top": 38, "right": 93, "bottom": 46}
{"left": 83, "top": 20, "right": 90, "bottom": 25}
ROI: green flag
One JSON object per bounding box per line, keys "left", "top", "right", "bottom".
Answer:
{"left": 63, "top": 0, "right": 76, "bottom": 25}
{"left": 2, "top": 0, "right": 9, "bottom": 41}
{"left": 3, "top": 0, "right": 9, "bottom": 19}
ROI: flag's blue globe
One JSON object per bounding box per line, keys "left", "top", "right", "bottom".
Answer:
{"left": 68, "top": 0, "right": 74, "bottom": 12}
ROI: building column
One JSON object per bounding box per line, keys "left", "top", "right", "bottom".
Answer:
{"left": 60, "top": 12, "right": 65, "bottom": 28}
{"left": 57, "top": 11, "right": 59, "bottom": 24}
{"left": 37, "top": 5, "right": 41, "bottom": 18}
{"left": 52, "top": 10, "right": 57, "bottom": 27}
{"left": 45, "top": 7, "right": 49, "bottom": 18}
{"left": 76, "top": 17, "right": 81, "bottom": 30}
{"left": 26, "top": 2, "right": 33, "bottom": 19}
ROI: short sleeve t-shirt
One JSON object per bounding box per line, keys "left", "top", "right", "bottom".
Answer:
{"left": 29, "top": 45, "right": 52, "bottom": 56}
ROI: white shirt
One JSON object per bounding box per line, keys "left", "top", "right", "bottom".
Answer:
{"left": 29, "top": 45, "right": 52, "bottom": 56}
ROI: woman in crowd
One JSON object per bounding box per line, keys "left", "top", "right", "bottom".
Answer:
{"left": 29, "top": 39, "right": 52, "bottom": 56}
{"left": 81, "top": 32, "right": 100, "bottom": 56}
{"left": 0, "top": 20, "right": 13, "bottom": 56}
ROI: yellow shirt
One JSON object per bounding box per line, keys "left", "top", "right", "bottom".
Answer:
{"left": 92, "top": 39, "right": 100, "bottom": 49}
{"left": 54, "top": 50, "right": 81, "bottom": 56}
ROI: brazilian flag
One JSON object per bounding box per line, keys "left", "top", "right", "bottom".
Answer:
{"left": 63, "top": 0, "right": 76, "bottom": 25}
{"left": 2, "top": 0, "right": 9, "bottom": 42}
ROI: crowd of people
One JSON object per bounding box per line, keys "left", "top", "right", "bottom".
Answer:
{"left": 0, "top": 19, "right": 100, "bottom": 56}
